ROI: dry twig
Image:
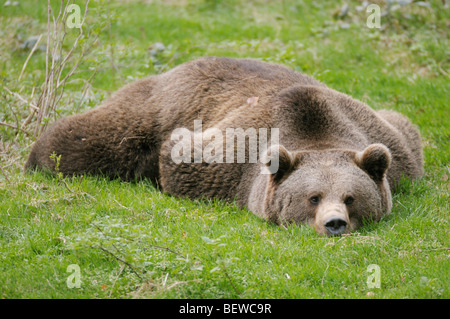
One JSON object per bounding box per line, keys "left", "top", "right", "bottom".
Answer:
{"left": 92, "top": 245, "right": 144, "bottom": 281}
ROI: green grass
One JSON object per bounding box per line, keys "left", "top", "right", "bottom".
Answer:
{"left": 0, "top": 0, "right": 448, "bottom": 299}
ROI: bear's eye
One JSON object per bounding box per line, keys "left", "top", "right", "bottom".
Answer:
{"left": 344, "top": 196, "right": 354, "bottom": 205}
{"left": 309, "top": 196, "right": 321, "bottom": 205}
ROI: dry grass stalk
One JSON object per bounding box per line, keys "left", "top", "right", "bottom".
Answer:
{"left": 35, "top": 0, "right": 93, "bottom": 137}
{"left": 1, "top": 0, "right": 101, "bottom": 138}
{"left": 18, "top": 34, "right": 43, "bottom": 82}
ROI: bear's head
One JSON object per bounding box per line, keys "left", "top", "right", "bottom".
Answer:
{"left": 249, "top": 144, "right": 392, "bottom": 236}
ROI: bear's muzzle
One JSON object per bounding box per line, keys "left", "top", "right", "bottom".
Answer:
{"left": 315, "top": 203, "right": 350, "bottom": 236}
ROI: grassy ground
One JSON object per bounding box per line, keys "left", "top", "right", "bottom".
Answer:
{"left": 0, "top": 0, "right": 448, "bottom": 299}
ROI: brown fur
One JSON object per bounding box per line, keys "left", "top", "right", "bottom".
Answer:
{"left": 25, "top": 57, "right": 424, "bottom": 235}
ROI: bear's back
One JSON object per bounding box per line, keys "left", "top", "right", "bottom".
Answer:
{"left": 152, "top": 57, "right": 325, "bottom": 135}
{"left": 165, "top": 56, "right": 324, "bottom": 89}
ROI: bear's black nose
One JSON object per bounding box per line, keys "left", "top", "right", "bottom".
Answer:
{"left": 324, "top": 217, "right": 347, "bottom": 235}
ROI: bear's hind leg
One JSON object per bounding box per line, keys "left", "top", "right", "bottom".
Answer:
{"left": 25, "top": 110, "right": 159, "bottom": 182}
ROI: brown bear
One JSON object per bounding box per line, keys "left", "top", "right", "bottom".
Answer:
{"left": 25, "top": 57, "right": 424, "bottom": 236}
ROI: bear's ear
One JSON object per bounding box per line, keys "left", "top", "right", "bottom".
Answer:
{"left": 262, "top": 145, "right": 298, "bottom": 183}
{"left": 356, "top": 144, "right": 391, "bottom": 182}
